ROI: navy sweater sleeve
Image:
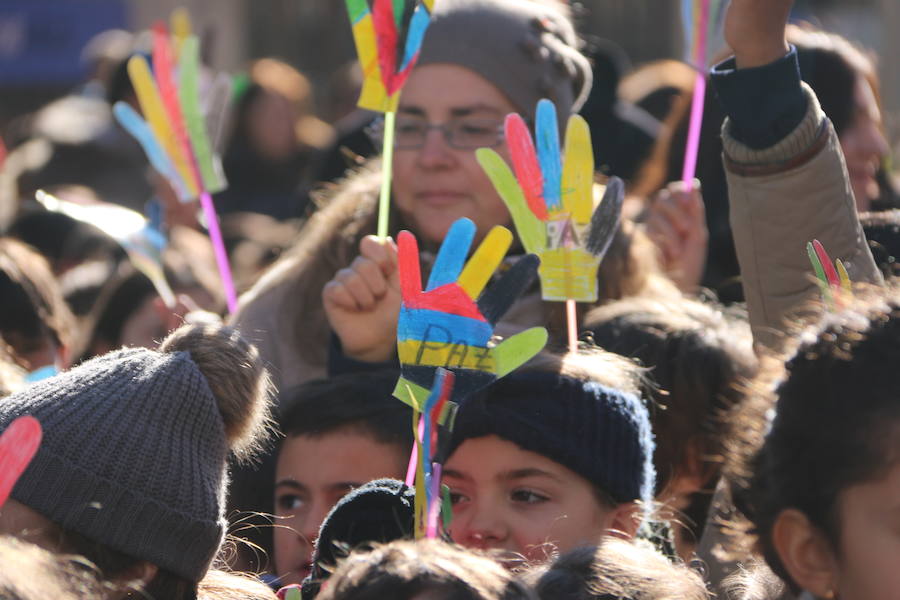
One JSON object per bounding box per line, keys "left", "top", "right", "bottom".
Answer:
{"left": 328, "top": 331, "right": 399, "bottom": 377}
{"left": 710, "top": 47, "right": 808, "bottom": 150}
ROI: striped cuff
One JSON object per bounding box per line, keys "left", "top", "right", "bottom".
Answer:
{"left": 722, "top": 83, "right": 826, "bottom": 168}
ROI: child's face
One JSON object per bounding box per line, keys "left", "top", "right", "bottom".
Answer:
{"left": 273, "top": 430, "right": 406, "bottom": 586}
{"left": 443, "top": 435, "right": 637, "bottom": 563}
{"left": 827, "top": 459, "right": 900, "bottom": 600}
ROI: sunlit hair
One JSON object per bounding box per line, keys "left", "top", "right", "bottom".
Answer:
{"left": 316, "top": 539, "right": 534, "bottom": 600}
{"left": 530, "top": 538, "right": 709, "bottom": 600}
{"left": 724, "top": 283, "right": 900, "bottom": 591}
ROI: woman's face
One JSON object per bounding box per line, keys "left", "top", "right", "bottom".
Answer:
{"left": 443, "top": 435, "right": 636, "bottom": 564}
{"left": 392, "top": 64, "right": 515, "bottom": 246}
{"left": 840, "top": 76, "right": 888, "bottom": 211}
{"left": 247, "top": 89, "right": 299, "bottom": 160}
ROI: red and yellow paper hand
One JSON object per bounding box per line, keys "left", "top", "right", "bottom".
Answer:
{"left": 344, "top": 0, "right": 437, "bottom": 238}
{"left": 394, "top": 217, "right": 548, "bottom": 413}
{"left": 112, "top": 18, "right": 237, "bottom": 313}
{"left": 476, "top": 99, "right": 624, "bottom": 350}
{"left": 477, "top": 100, "right": 624, "bottom": 303}
{"left": 395, "top": 217, "right": 547, "bottom": 538}
{"left": 345, "top": 0, "right": 435, "bottom": 112}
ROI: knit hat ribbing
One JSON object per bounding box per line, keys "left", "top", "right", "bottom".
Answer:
{"left": 301, "top": 478, "right": 416, "bottom": 598}
{"left": 0, "top": 325, "right": 271, "bottom": 583}
{"left": 417, "top": 0, "right": 593, "bottom": 120}
{"left": 448, "top": 371, "right": 656, "bottom": 506}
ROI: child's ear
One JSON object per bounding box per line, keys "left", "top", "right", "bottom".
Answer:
{"left": 604, "top": 502, "right": 642, "bottom": 539}
{"left": 771, "top": 508, "right": 838, "bottom": 599}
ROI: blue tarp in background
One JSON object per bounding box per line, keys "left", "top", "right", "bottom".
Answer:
{"left": 0, "top": 0, "right": 127, "bottom": 85}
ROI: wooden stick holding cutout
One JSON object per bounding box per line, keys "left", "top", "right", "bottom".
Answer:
{"left": 344, "top": 0, "right": 436, "bottom": 239}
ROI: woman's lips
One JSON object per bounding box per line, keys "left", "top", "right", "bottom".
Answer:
{"left": 416, "top": 191, "right": 467, "bottom": 206}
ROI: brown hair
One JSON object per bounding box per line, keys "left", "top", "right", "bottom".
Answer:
{"left": 316, "top": 539, "right": 535, "bottom": 600}
{"left": 241, "top": 162, "right": 673, "bottom": 368}
{"left": 724, "top": 285, "right": 900, "bottom": 591}
{"left": 197, "top": 569, "right": 278, "bottom": 600}
{"left": 0, "top": 535, "right": 102, "bottom": 600}
{"left": 0, "top": 237, "right": 75, "bottom": 361}
{"left": 530, "top": 538, "right": 709, "bottom": 600}
{"left": 584, "top": 297, "right": 756, "bottom": 536}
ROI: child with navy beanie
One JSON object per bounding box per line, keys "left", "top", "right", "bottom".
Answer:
{"left": 442, "top": 350, "right": 655, "bottom": 564}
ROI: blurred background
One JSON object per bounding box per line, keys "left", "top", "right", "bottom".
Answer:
{"left": 0, "top": 0, "right": 897, "bottom": 390}
{"left": 0, "top": 0, "right": 896, "bottom": 132}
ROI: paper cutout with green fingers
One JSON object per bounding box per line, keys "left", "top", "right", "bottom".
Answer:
{"left": 477, "top": 99, "right": 625, "bottom": 303}
{"left": 807, "top": 239, "right": 852, "bottom": 307}
{"left": 394, "top": 217, "right": 548, "bottom": 414}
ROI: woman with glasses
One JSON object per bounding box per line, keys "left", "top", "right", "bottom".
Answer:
{"left": 231, "top": 0, "right": 676, "bottom": 394}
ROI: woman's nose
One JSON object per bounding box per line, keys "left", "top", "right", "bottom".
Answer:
{"left": 417, "top": 127, "right": 456, "bottom": 168}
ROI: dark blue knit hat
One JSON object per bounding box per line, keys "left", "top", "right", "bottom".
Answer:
{"left": 448, "top": 371, "right": 655, "bottom": 506}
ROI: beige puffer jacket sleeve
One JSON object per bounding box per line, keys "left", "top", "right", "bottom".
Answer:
{"left": 724, "top": 83, "right": 882, "bottom": 350}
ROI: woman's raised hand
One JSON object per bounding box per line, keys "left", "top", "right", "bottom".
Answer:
{"left": 724, "top": 0, "right": 793, "bottom": 68}
{"left": 644, "top": 180, "right": 708, "bottom": 293}
{"left": 322, "top": 235, "right": 402, "bottom": 363}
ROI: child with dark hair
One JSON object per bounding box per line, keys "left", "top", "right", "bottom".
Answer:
{"left": 585, "top": 297, "right": 757, "bottom": 557}
{"left": 0, "top": 323, "right": 273, "bottom": 599}
{"left": 442, "top": 351, "right": 655, "bottom": 564}
{"left": 530, "top": 538, "right": 709, "bottom": 600}
{"left": 725, "top": 288, "right": 900, "bottom": 600}
{"left": 0, "top": 237, "right": 75, "bottom": 379}
{"left": 271, "top": 370, "right": 414, "bottom": 586}
{"left": 315, "top": 539, "right": 535, "bottom": 600}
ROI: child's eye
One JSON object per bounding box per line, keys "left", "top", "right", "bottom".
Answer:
{"left": 276, "top": 494, "right": 305, "bottom": 512}
{"left": 510, "top": 489, "right": 549, "bottom": 505}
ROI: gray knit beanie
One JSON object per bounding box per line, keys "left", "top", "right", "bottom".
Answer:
{"left": 417, "top": 0, "right": 593, "bottom": 120}
{"left": 0, "top": 325, "right": 271, "bottom": 583}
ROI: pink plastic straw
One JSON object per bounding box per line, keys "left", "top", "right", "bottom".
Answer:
{"left": 405, "top": 414, "right": 424, "bottom": 486}
{"left": 426, "top": 462, "right": 443, "bottom": 539}
{"left": 199, "top": 192, "right": 238, "bottom": 313}
{"left": 566, "top": 299, "right": 578, "bottom": 353}
{"left": 682, "top": 0, "right": 709, "bottom": 191}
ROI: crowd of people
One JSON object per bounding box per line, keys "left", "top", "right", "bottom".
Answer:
{"left": 0, "top": 0, "right": 898, "bottom": 599}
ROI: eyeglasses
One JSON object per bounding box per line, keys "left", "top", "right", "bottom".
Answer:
{"left": 367, "top": 116, "right": 505, "bottom": 150}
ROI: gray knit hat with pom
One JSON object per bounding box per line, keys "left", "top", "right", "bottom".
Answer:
{"left": 418, "top": 0, "right": 593, "bottom": 120}
{"left": 0, "top": 325, "right": 271, "bottom": 583}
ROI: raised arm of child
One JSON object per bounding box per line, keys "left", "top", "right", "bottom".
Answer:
{"left": 713, "top": 0, "right": 882, "bottom": 350}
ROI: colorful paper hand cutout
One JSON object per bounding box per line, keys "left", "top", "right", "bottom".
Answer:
{"left": 394, "top": 218, "right": 547, "bottom": 410}
{"left": 807, "top": 239, "right": 852, "bottom": 305}
{"left": 477, "top": 100, "right": 625, "bottom": 303}
{"left": 113, "top": 16, "right": 236, "bottom": 312}
{"left": 0, "top": 416, "right": 42, "bottom": 508}
{"left": 35, "top": 191, "right": 176, "bottom": 308}
{"left": 114, "top": 27, "right": 227, "bottom": 199}
{"left": 345, "top": 0, "right": 435, "bottom": 112}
